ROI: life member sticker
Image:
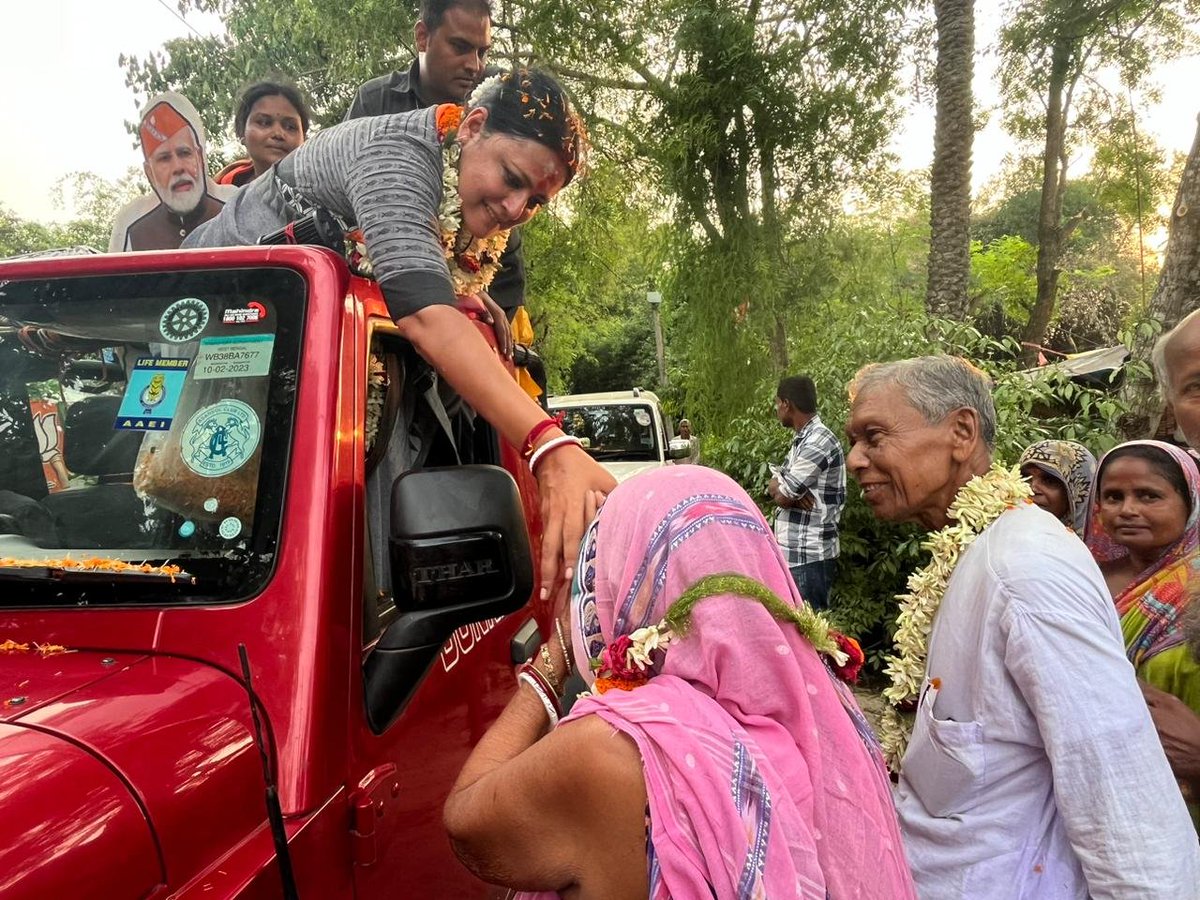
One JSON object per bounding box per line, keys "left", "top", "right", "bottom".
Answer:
{"left": 633, "top": 409, "right": 652, "bottom": 427}
{"left": 193, "top": 334, "right": 275, "bottom": 380}
{"left": 114, "top": 357, "right": 190, "bottom": 431}
{"left": 223, "top": 301, "right": 267, "bottom": 325}
{"left": 180, "top": 399, "right": 261, "bottom": 478}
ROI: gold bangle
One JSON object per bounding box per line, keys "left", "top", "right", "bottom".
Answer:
{"left": 554, "top": 618, "right": 573, "bottom": 677}
{"left": 538, "top": 643, "right": 562, "bottom": 695}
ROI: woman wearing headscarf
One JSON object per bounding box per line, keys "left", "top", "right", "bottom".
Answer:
{"left": 444, "top": 466, "right": 915, "bottom": 898}
{"left": 1018, "top": 439, "right": 1096, "bottom": 535}
{"left": 1085, "top": 439, "right": 1200, "bottom": 825}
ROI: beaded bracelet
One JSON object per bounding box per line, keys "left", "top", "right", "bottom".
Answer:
{"left": 521, "top": 417, "right": 561, "bottom": 459}
{"left": 529, "top": 435, "right": 583, "bottom": 475}
{"left": 517, "top": 671, "right": 560, "bottom": 728}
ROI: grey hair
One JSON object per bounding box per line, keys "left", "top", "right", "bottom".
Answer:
{"left": 1151, "top": 308, "right": 1200, "bottom": 400}
{"left": 849, "top": 355, "right": 997, "bottom": 449}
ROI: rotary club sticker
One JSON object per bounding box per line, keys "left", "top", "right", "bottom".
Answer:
{"left": 159, "top": 297, "right": 210, "bottom": 343}
{"left": 179, "top": 399, "right": 261, "bottom": 478}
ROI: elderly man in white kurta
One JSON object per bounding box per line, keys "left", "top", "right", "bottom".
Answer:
{"left": 846, "top": 355, "right": 1199, "bottom": 899}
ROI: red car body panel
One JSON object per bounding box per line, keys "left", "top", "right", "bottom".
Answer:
{"left": 0, "top": 246, "right": 550, "bottom": 897}
{"left": 0, "top": 723, "right": 162, "bottom": 899}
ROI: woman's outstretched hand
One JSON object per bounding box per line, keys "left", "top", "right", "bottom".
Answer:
{"left": 535, "top": 447, "right": 615, "bottom": 600}
{"left": 476, "top": 291, "right": 513, "bottom": 359}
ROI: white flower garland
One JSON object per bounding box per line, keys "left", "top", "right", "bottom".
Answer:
{"left": 346, "top": 122, "right": 510, "bottom": 296}
{"left": 436, "top": 140, "right": 510, "bottom": 296}
{"left": 878, "top": 464, "right": 1032, "bottom": 770}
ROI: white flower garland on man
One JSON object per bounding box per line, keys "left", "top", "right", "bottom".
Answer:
{"left": 878, "top": 463, "right": 1032, "bottom": 770}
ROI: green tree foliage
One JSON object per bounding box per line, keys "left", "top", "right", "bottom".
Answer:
{"left": 973, "top": 161, "right": 1162, "bottom": 353}
{"left": 120, "top": 0, "right": 419, "bottom": 144}
{"left": 971, "top": 235, "right": 1039, "bottom": 322}
{"left": 0, "top": 206, "right": 64, "bottom": 258}
{"left": 0, "top": 170, "right": 143, "bottom": 257}
{"left": 705, "top": 299, "right": 1129, "bottom": 672}
{"left": 567, "top": 318, "right": 657, "bottom": 394}
{"left": 521, "top": 162, "right": 665, "bottom": 393}
{"left": 516, "top": 0, "right": 915, "bottom": 431}
{"left": 998, "top": 0, "right": 1199, "bottom": 361}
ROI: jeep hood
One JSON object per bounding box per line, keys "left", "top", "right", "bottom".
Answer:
{"left": 0, "top": 649, "right": 266, "bottom": 897}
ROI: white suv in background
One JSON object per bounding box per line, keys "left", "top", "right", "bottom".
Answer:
{"left": 548, "top": 389, "right": 691, "bottom": 483}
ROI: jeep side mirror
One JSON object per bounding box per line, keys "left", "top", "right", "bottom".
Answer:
{"left": 363, "top": 465, "right": 534, "bottom": 733}
{"left": 667, "top": 438, "right": 692, "bottom": 460}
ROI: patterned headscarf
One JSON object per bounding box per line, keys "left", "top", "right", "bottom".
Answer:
{"left": 1084, "top": 440, "right": 1200, "bottom": 666}
{"left": 1018, "top": 439, "right": 1097, "bottom": 534}
{"left": 526, "top": 467, "right": 915, "bottom": 900}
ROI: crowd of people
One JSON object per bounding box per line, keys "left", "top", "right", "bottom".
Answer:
{"left": 449, "top": 314, "right": 1200, "bottom": 899}
{"left": 97, "top": 0, "right": 1200, "bottom": 892}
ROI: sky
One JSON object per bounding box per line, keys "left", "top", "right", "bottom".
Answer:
{"left": 1, "top": 0, "right": 1198, "bottom": 225}
{"left": 0, "top": 0, "right": 223, "bottom": 222}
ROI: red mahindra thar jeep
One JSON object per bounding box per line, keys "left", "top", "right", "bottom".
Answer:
{"left": 0, "top": 246, "right": 551, "bottom": 898}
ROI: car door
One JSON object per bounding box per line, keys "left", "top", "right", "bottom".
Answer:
{"left": 349, "top": 326, "right": 551, "bottom": 899}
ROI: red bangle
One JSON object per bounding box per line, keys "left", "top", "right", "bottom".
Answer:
{"left": 521, "top": 417, "right": 561, "bottom": 459}
{"left": 518, "top": 663, "right": 562, "bottom": 715}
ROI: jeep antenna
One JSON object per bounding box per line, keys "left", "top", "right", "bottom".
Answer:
{"left": 238, "top": 643, "right": 300, "bottom": 899}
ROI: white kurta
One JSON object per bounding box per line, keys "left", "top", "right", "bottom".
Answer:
{"left": 896, "top": 503, "right": 1200, "bottom": 899}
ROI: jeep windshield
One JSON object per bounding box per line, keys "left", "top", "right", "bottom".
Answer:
{"left": 0, "top": 266, "right": 303, "bottom": 605}
{"left": 554, "top": 404, "right": 660, "bottom": 462}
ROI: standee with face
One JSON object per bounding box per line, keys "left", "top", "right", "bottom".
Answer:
{"left": 109, "top": 92, "right": 236, "bottom": 253}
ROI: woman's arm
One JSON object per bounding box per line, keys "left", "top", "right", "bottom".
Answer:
{"left": 444, "top": 681, "right": 647, "bottom": 896}
{"left": 397, "top": 304, "right": 616, "bottom": 595}
{"left": 1141, "top": 680, "right": 1200, "bottom": 796}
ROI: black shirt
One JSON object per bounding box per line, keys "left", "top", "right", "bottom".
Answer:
{"left": 345, "top": 61, "right": 526, "bottom": 317}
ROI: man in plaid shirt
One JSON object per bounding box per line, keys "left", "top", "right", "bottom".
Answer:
{"left": 767, "top": 375, "right": 846, "bottom": 609}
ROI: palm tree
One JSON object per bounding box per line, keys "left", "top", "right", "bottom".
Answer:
{"left": 926, "top": 0, "right": 975, "bottom": 320}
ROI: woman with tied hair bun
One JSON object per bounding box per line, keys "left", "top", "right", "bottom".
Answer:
{"left": 186, "top": 66, "right": 612, "bottom": 596}
{"left": 216, "top": 79, "right": 311, "bottom": 187}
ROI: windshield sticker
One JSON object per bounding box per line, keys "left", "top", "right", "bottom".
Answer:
{"left": 203, "top": 497, "right": 219, "bottom": 513}
{"left": 194, "top": 334, "right": 275, "bottom": 380}
{"left": 180, "top": 399, "right": 261, "bottom": 478}
{"left": 633, "top": 409, "right": 652, "bottom": 427}
{"left": 160, "top": 297, "right": 210, "bottom": 343}
{"left": 222, "top": 301, "right": 267, "bottom": 325}
{"left": 178, "top": 520, "right": 196, "bottom": 539}
{"left": 114, "top": 357, "right": 190, "bottom": 431}
{"left": 218, "top": 516, "right": 242, "bottom": 539}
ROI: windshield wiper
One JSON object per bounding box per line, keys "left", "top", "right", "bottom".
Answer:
{"left": 588, "top": 449, "right": 645, "bottom": 459}
{"left": 0, "top": 564, "right": 196, "bottom": 585}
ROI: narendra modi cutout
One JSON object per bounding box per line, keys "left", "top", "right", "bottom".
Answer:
{"left": 109, "top": 92, "right": 236, "bottom": 252}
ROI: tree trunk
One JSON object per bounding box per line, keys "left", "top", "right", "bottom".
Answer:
{"left": 1022, "top": 37, "right": 1073, "bottom": 365}
{"left": 1118, "top": 111, "right": 1200, "bottom": 439}
{"left": 769, "top": 313, "right": 789, "bottom": 372}
{"left": 926, "top": 0, "right": 975, "bottom": 321}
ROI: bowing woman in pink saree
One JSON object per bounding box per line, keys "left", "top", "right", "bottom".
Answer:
{"left": 444, "top": 466, "right": 914, "bottom": 899}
